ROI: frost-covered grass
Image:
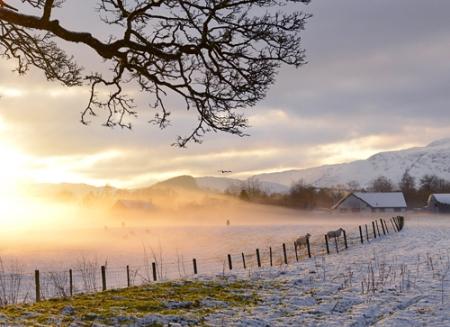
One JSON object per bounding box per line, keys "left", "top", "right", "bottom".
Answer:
{"left": 1, "top": 215, "right": 449, "bottom": 326}
{"left": 0, "top": 279, "right": 259, "bottom": 326}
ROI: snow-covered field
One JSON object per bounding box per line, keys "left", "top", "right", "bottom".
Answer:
{"left": 202, "top": 215, "right": 450, "bottom": 326}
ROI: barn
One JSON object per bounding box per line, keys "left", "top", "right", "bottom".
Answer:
{"left": 426, "top": 194, "right": 450, "bottom": 213}
{"left": 333, "top": 192, "right": 407, "bottom": 213}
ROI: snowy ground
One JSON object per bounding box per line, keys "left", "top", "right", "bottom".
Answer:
{"left": 1, "top": 215, "right": 449, "bottom": 326}
{"left": 203, "top": 215, "right": 450, "bottom": 326}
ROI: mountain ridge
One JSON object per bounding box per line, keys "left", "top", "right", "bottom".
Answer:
{"left": 252, "top": 138, "right": 450, "bottom": 188}
{"left": 27, "top": 138, "right": 450, "bottom": 195}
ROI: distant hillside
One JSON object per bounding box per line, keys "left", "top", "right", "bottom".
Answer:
{"left": 195, "top": 176, "right": 289, "bottom": 194}
{"left": 151, "top": 175, "right": 199, "bottom": 190}
{"left": 26, "top": 138, "right": 450, "bottom": 197}
{"left": 252, "top": 138, "right": 450, "bottom": 188}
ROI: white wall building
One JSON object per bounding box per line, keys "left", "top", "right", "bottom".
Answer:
{"left": 426, "top": 194, "right": 450, "bottom": 213}
{"left": 333, "top": 192, "right": 407, "bottom": 213}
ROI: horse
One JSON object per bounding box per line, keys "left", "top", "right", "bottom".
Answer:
{"left": 326, "top": 228, "right": 344, "bottom": 239}
{"left": 326, "top": 228, "right": 345, "bottom": 253}
{"left": 294, "top": 233, "right": 311, "bottom": 249}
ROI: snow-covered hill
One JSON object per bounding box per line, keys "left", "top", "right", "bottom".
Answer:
{"left": 253, "top": 138, "right": 450, "bottom": 188}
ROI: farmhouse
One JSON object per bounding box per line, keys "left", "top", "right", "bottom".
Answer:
{"left": 426, "top": 194, "right": 450, "bottom": 213}
{"left": 333, "top": 192, "right": 407, "bottom": 213}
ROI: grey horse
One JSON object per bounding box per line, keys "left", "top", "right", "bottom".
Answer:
{"left": 294, "top": 233, "right": 311, "bottom": 249}
{"left": 326, "top": 228, "right": 344, "bottom": 239}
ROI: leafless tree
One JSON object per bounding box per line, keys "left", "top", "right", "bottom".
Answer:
{"left": 0, "top": 0, "right": 311, "bottom": 146}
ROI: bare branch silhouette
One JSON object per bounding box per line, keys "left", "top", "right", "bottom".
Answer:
{"left": 0, "top": 0, "right": 310, "bottom": 146}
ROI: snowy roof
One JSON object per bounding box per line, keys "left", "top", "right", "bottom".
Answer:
{"left": 353, "top": 192, "right": 407, "bottom": 208}
{"left": 431, "top": 194, "right": 450, "bottom": 205}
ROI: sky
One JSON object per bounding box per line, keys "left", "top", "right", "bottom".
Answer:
{"left": 0, "top": 0, "right": 449, "bottom": 189}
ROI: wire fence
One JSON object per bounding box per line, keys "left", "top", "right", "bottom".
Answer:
{"left": 0, "top": 216, "right": 405, "bottom": 305}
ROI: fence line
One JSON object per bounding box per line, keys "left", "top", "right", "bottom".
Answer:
{"left": 0, "top": 216, "right": 405, "bottom": 305}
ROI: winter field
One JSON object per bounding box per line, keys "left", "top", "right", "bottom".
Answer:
{"left": 204, "top": 215, "right": 450, "bottom": 327}
{"left": 0, "top": 214, "right": 449, "bottom": 326}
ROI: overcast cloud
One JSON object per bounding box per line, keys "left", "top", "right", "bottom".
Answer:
{"left": 0, "top": 0, "right": 449, "bottom": 188}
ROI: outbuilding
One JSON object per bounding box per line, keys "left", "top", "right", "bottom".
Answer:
{"left": 333, "top": 192, "right": 407, "bottom": 213}
{"left": 426, "top": 194, "right": 450, "bottom": 213}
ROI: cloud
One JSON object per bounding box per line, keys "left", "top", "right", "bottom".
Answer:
{"left": 0, "top": 0, "right": 449, "bottom": 187}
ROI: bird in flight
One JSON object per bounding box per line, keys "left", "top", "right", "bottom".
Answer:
{"left": 218, "top": 170, "right": 232, "bottom": 174}
{"left": 0, "top": 1, "right": 18, "bottom": 11}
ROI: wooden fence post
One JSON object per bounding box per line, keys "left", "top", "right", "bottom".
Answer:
{"left": 242, "top": 253, "right": 247, "bottom": 269}
{"left": 269, "top": 247, "right": 273, "bottom": 266}
{"left": 380, "top": 219, "right": 386, "bottom": 235}
{"left": 343, "top": 229, "right": 348, "bottom": 249}
{"left": 359, "top": 226, "right": 364, "bottom": 244}
{"left": 294, "top": 243, "right": 299, "bottom": 262}
{"left": 375, "top": 220, "right": 381, "bottom": 237}
{"left": 256, "top": 249, "right": 261, "bottom": 268}
{"left": 228, "top": 254, "right": 233, "bottom": 270}
{"left": 334, "top": 236, "right": 339, "bottom": 253}
{"left": 126, "top": 265, "right": 130, "bottom": 287}
{"left": 152, "top": 262, "right": 157, "bottom": 281}
{"left": 193, "top": 259, "right": 198, "bottom": 275}
{"left": 372, "top": 221, "right": 377, "bottom": 239}
{"left": 101, "top": 266, "right": 106, "bottom": 291}
{"left": 384, "top": 219, "right": 390, "bottom": 234}
{"left": 306, "top": 237, "right": 312, "bottom": 258}
{"left": 35, "top": 270, "right": 40, "bottom": 302}
{"left": 391, "top": 218, "right": 398, "bottom": 232}
{"left": 325, "top": 235, "right": 330, "bottom": 254}
{"left": 69, "top": 269, "right": 73, "bottom": 296}
{"left": 365, "top": 224, "right": 370, "bottom": 242}
{"left": 282, "top": 243, "right": 288, "bottom": 264}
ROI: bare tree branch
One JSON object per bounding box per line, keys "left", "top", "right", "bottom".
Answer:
{"left": 0, "top": 0, "right": 311, "bottom": 146}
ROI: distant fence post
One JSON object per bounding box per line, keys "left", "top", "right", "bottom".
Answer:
{"left": 325, "top": 235, "right": 330, "bottom": 255}
{"left": 193, "top": 259, "right": 198, "bottom": 275}
{"left": 359, "top": 226, "right": 364, "bottom": 244}
{"left": 282, "top": 243, "right": 288, "bottom": 264}
{"left": 343, "top": 229, "right": 348, "bottom": 249}
{"left": 334, "top": 236, "right": 339, "bottom": 253}
{"left": 372, "top": 221, "right": 377, "bottom": 239}
{"left": 101, "top": 266, "right": 106, "bottom": 291}
{"left": 306, "top": 237, "right": 312, "bottom": 258}
{"left": 294, "top": 243, "right": 299, "bottom": 262}
{"left": 228, "top": 254, "right": 233, "bottom": 270}
{"left": 391, "top": 218, "right": 398, "bottom": 232}
{"left": 384, "top": 219, "right": 390, "bottom": 234}
{"left": 256, "top": 249, "right": 261, "bottom": 268}
{"left": 365, "top": 224, "right": 370, "bottom": 242}
{"left": 375, "top": 220, "right": 381, "bottom": 237}
{"left": 35, "top": 270, "right": 40, "bottom": 302}
{"left": 242, "top": 253, "right": 247, "bottom": 269}
{"left": 269, "top": 247, "right": 273, "bottom": 266}
{"left": 380, "top": 219, "right": 386, "bottom": 235}
{"left": 69, "top": 269, "right": 73, "bottom": 296}
{"left": 126, "top": 265, "right": 130, "bottom": 287}
{"left": 152, "top": 262, "right": 157, "bottom": 281}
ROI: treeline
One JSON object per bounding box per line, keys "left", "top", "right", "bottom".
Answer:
{"left": 226, "top": 171, "right": 450, "bottom": 210}
{"left": 225, "top": 180, "right": 346, "bottom": 210}
{"left": 368, "top": 172, "right": 450, "bottom": 208}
